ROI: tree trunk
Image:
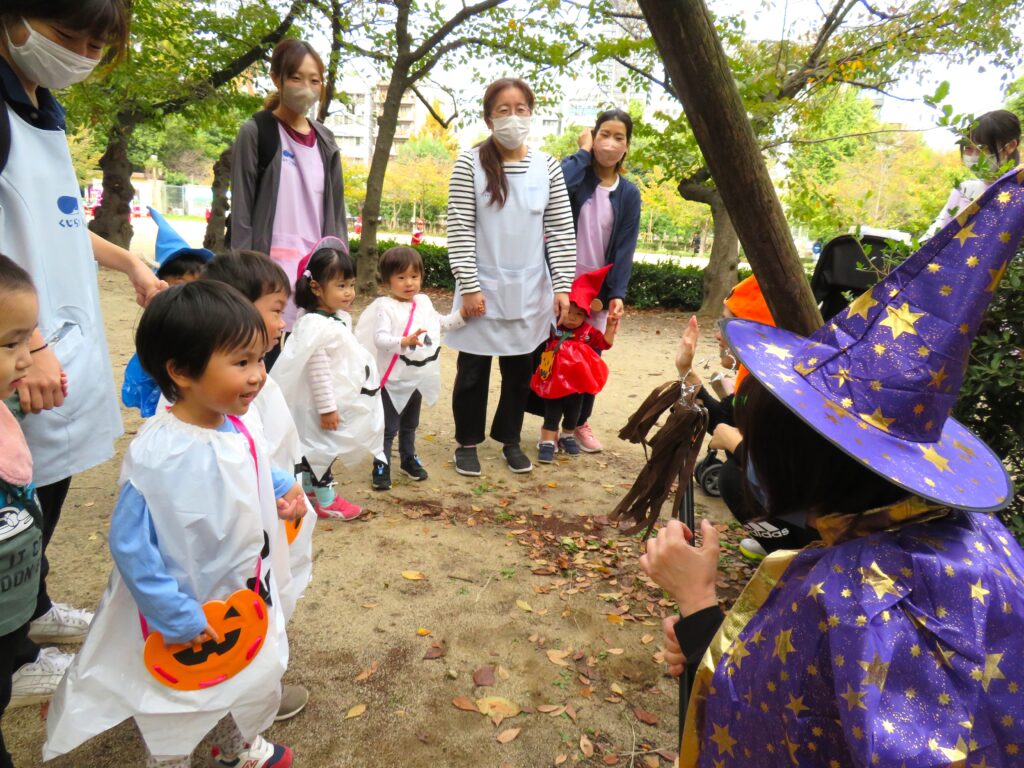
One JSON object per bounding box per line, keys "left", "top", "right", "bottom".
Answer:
{"left": 679, "top": 181, "right": 739, "bottom": 314}
{"left": 204, "top": 144, "right": 232, "bottom": 251}
{"left": 88, "top": 115, "right": 136, "bottom": 249}
{"left": 358, "top": 71, "right": 411, "bottom": 294}
{"left": 638, "top": 0, "right": 822, "bottom": 336}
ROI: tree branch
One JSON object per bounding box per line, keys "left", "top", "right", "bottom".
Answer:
{"left": 409, "top": 0, "right": 506, "bottom": 63}
{"left": 409, "top": 82, "right": 458, "bottom": 128}
{"left": 612, "top": 55, "right": 676, "bottom": 99}
{"left": 763, "top": 125, "right": 932, "bottom": 151}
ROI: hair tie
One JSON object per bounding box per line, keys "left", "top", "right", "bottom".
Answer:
{"left": 303, "top": 269, "right": 312, "bottom": 279}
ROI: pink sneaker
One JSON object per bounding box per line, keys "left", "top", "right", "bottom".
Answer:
{"left": 573, "top": 422, "right": 603, "bottom": 453}
{"left": 314, "top": 495, "right": 363, "bottom": 521}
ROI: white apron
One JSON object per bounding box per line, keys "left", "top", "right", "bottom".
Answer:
{"left": 246, "top": 377, "right": 315, "bottom": 620}
{"left": 270, "top": 310, "right": 385, "bottom": 478}
{"left": 44, "top": 412, "right": 288, "bottom": 760}
{"left": 0, "top": 107, "right": 122, "bottom": 487}
{"left": 444, "top": 149, "right": 554, "bottom": 356}
{"left": 354, "top": 295, "right": 443, "bottom": 413}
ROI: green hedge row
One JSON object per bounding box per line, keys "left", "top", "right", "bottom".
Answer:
{"left": 349, "top": 237, "right": 733, "bottom": 311}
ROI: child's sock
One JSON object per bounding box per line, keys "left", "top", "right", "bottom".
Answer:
{"left": 147, "top": 754, "right": 190, "bottom": 768}
{"left": 300, "top": 472, "right": 313, "bottom": 494}
{"left": 314, "top": 485, "right": 337, "bottom": 507}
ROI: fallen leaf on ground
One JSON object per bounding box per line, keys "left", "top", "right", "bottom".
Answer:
{"left": 345, "top": 703, "right": 366, "bottom": 719}
{"left": 547, "top": 481, "right": 558, "bottom": 488}
{"left": 423, "top": 642, "right": 447, "bottom": 660}
{"left": 496, "top": 728, "right": 521, "bottom": 744}
{"left": 401, "top": 570, "right": 426, "bottom": 580}
{"left": 643, "top": 757, "right": 659, "bottom": 768}
{"left": 452, "top": 696, "right": 478, "bottom": 712}
{"left": 634, "top": 706, "right": 659, "bottom": 726}
{"left": 546, "top": 649, "right": 571, "bottom": 667}
{"left": 361, "top": 602, "right": 378, "bottom": 609}
{"left": 516, "top": 599, "right": 533, "bottom": 612}
{"left": 580, "top": 734, "right": 594, "bottom": 757}
{"left": 606, "top": 648, "right": 624, "bottom": 655}
{"left": 607, "top": 614, "right": 625, "bottom": 625}
{"left": 473, "top": 666, "right": 496, "bottom": 687}
{"left": 610, "top": 683, "right": 624, "bottom": 695}
{"left": 476, "top": 696, "right": 521, "bottom": 718}
{"left": 554, "top": 755, "right": 567, "bottom": 766}
{"left": 564, "top": 704, "right": 578, "bottom": 723}
{"left": 416, "top": 627, "right": 431, "bottom": 636}
{"left": 353, "top": 660, "right": 379, "bottom": 682}
{"left": 641, "top": 634, "right": 654, "bottom": 645}
{"left": 497, "top": 665, "right": 510, "bottom": 681}
{"left": 603, "top": 756, "right": 620, "bottom": 765}
{"left": 537, "top": 704, "right": 563, "bottom": 714}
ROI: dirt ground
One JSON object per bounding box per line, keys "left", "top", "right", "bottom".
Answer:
{"left": 7, "top": 246, "right": 757, "bottom": 767}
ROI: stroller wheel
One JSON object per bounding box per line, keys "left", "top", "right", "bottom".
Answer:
{"left": 699, "top": 462, "right": 723, "bottom": 497}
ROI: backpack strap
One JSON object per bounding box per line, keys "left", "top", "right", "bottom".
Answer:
{"left": 0, "top": 101, "right": 10, "bottom": 178}
{"left": 251, "top": 109, "right": 279, "bottom": 191}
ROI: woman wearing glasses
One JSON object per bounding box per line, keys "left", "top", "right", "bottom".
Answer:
{"left": 445, "top": 78, "right": 577, "bottom": 477}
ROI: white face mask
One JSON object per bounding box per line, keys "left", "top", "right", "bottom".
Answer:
{"left": 491, "top": 115, "right": 531, "bottom": 150}
{"left": 280, "top": 84, "right": 319, "bottom": 115}
{"left": 962, "top": 150, "right": 981, "bottom": 170}
{"left": 4, "top": 18, "right": 99, "bottom": 90}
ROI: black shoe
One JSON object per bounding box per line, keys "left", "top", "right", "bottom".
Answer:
{"left": 502, "top": 444, "right": 533, "bottom": 474}
{"left": 372, "top": 459, "right": 391, "bottom": 490}
{"left": 401, "top": 455, "right": 429, "bottom": 481}
{"left": 454, "top": 446, "right": 481, "bottom": 477}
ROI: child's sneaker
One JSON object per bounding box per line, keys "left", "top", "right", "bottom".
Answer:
{"left": 209, "top": 735, "right": 292, "bottom": 767}
{"left": 537, "top": 441, "right": 556, "bottom": 464}
{"left": 9, "top": 647, "right": 73, "bottom": 708}
{"left": 400, "top": 455, "right": 429, "bottom": 481}
{"left": 573, "top": 422, "right": 603, "bottom": 453}
{"left": 557, "top": 434, "right": 581, "bottom": 455}
{"left": 315, "top": 496, "right": 363, "bottom": 521}
{"left": 28, "top": 602, "right": 93, "bottom": 643}
{"left": 372, "top": 459, "right": 391, "bottom": 490}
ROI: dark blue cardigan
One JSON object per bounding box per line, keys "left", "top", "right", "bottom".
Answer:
{"left": 560, "top": 149, "right": 642, "bottom": 305}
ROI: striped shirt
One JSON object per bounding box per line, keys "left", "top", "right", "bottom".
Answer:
{"left": 308, "top": 348, "right": 336, "bottom": 414}
{"left": 447, "top": 149, "right": 576, "bottom": 295}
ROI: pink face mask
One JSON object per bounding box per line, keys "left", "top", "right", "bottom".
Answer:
{"left": 593, "top": 141, "right": 626, "bottom": 169}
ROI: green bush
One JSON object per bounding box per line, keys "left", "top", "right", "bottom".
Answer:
{"left": 348, "top": 237, "right": 455, "bottom": 291}
{"left": 954, "top": 249, "right": 1024, "bottom": 536}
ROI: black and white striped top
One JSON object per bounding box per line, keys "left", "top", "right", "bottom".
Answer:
{"left": 447, "top": 149, "right": 577, "bottom": 294}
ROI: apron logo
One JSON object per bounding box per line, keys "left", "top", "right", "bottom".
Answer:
{"left": 282, "top": 149, "right": 298, "bottom": 167}
{"left": 56, "top": 195, "right": 83, "bottom": 228}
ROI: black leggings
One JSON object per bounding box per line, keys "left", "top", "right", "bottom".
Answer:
{"left": 542, "top": 394, "right": 584, "bottom": 433}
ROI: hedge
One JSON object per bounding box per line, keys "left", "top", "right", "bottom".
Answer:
{"left": 348, "top": 237, "right": 736, "bottom": 311}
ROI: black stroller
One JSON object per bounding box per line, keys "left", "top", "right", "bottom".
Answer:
{"left": 810, "top": 233, "right": 899, "bottom": 320}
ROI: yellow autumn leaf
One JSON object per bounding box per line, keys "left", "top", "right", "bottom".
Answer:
{"left": 610, "top": 682, "right": 624, "bottom": 695}
{"left": 401, "top": 570, "right": 426, "bottom": 580}
{"left": 345, "top": 703, "right": 367, "bottom": 719}
{"left": 516, "top": 599, "right": 533, "bottom": 613}
{"left": 416, "top": 627, "right": 431, "bottom": 636}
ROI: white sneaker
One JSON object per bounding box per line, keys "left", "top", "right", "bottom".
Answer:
{"left": 9, "top": 647, "right": 73, "bottom": 708}
{"left": 28, "top": 602, "right": 93, "bottom": 643}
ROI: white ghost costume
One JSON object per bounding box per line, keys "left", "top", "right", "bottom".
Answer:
{"left": 246, "top": 376, "right": 316, "bottom": 619}
{"left": 271, "top": 310, "right": 385, "bottom": 479}
{"left": 44, "top": 412, "right": 288, "bottom": 760}
{"left": 354, "top": 294, "right": 465, "bottom": 412}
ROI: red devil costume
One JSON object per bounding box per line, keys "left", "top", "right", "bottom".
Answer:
{"left": 531, "top": 265, "right": 614, "bottom": 399}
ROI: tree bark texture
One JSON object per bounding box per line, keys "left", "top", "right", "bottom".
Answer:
{"left": 637, "top": 0, "right": 822, "bottom": 336}
{"left": 88, "top": 116, "right": 136, "bottom": 249}
{"left": 204, "top": 144, "right": 232, "bottom": 252}
{"left": 357, "top": 70, "right": 411, "bottom": 294}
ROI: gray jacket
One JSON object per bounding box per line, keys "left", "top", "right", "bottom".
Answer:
{"left": 229, "top": 114, "right": 348, "bottom": 254}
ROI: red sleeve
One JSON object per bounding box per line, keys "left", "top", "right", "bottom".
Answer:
{"left": 587, "top": 327, "right": 612, "bottom": 351}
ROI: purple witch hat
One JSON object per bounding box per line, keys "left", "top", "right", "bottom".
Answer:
{"left": 722, "top": 165, "right": 1024, "bottom": 512}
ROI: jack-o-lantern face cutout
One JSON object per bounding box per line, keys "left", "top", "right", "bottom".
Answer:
{"left": 285, "top": 513, "right": 303, "bottom": 545}
{"left": 143, "top": 589, "right": 268, "bottom": 691}
{"left": 538, "top": 350, "right": 555, "bottom": 381}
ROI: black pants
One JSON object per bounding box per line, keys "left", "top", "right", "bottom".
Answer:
{"left": 12, "top": 477, "right": 72, "bottom": 669}
{"left": 573, "top": 393, "right": 596, "bottom": 430}
{"left": 452, "top": 351, "right": 533, "bottom": 447}
{"left": 542, "top": 394, "right": 584, "bottom": 433}
{"left": 2, "top": 622, "right": 33, "bottom": 768}
{"left": 383, "top": 389, "right": 421, "bottom": 462}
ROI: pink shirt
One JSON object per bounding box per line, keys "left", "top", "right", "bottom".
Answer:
{"left": 575, "top": 177, "right": 617, "bottom": 332}
{"left": 271, "top": 123, "right": 325, "bottom": 329}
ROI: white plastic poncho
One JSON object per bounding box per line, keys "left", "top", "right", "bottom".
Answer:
{"left": 270, "top": 310, "right": 385, "bottom": 478}
{"left": 354, "top": 295, "right": 446, "bottom": 413}
{"left": 246, "top": 376, "right": 315, "bottom": 619}
{"left": 43, "top": 412, "right": 289, "bottom": 760}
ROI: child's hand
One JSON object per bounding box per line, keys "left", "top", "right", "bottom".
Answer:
{"left": 182, "top": 623, "right": 222, "bottom": 649}
{"left": 402, "top": 328, "right": 427, "bottom": 348}
{"left": 277, "top": 483, "right": 306, "bottom": 521}
{"left": 320, "top": 411, "right": 340, "bottom": 430}
{"left": 676, "top": 315, "right": 699, "bottom": 377}
{"left": 606, "top": 314, "right": 620, "bottom": 330}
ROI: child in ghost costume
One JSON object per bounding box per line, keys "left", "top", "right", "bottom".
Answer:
{"left": 270, "top": 238, "right": 386, "bottom": 517}
{"left": 200, "top": 250, "right": 317, "bottom": 622}
{"left": 44, "top": 283, "right": 304, "bottom": 768}
{"left": 355, "top": 246, "right": 468, "bottom": 486}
